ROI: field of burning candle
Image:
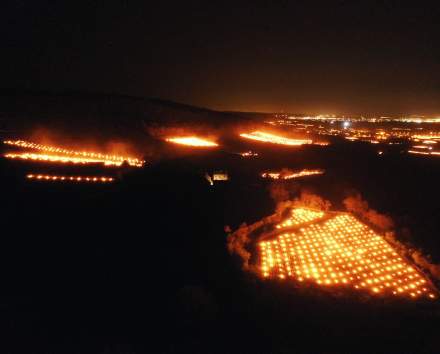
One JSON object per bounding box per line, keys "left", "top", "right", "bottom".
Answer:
{"left": 259, "top": 209, "right": 437, "bottom": 300}
{"left": 1, "top": 124, "right": 440, "bottom": 354}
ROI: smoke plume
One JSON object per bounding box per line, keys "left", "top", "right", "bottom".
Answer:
{"left": 343, "top": 193, "right": 394, "bottom": 231}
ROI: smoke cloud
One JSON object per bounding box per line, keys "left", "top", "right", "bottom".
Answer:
{"left": 343, "top": 193, "right": 394, "bottom": 231}
{"left": 411, "top": 251, "right": 440, "bottom": 280}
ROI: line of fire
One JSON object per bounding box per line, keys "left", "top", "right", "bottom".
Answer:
{"left": 3, "top": 139, "right": 145, "bottom": 167}
{"left": 2, "top": 139, "right": 146, "bottom": 186}
{"left": 261, "top": 169, "right": 324, "bottom": 180}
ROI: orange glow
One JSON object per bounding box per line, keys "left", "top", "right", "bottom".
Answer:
{"left": 261, "top": 169, "right": 324, "bottom": 180}
{"left": 408, "top": 150, "right": 440, "bottom": 157}
{"left": 412, "top": 135, "right": 440, "bottom": 140}
{"left": 165, "top": 136, "right": 218, "bottom": 147}
{"left": 259, "top": 209, "right": 438, "bottom": 300}
{"left": 27, "top": 174, "right": 114, "bottom": 183}
{"left": 412, "top": 145, "right": 432, "bottom": 150}
{"left": 240, "top": 131, "right": 312, "bottom": 146}
{"left": 3, "top": 140, "right": 144, "bottom": 167}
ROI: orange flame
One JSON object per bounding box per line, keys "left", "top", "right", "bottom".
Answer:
{"left": 165, "top": 136, "right": 218, "bottom": 147}
{"left": 259, "top": 208, "right": 437, "bottom": 300}
{"left": 3, "top": 140, "right": 144, "bottom": 167}
{"left": 408, "top": 149, "right": 440, "bottom": 157}
{"left": 261, "top": 169, "right": 324, "bottom": 180}
{"left": 240, "top": 131, "right": 312, "bottom": 146}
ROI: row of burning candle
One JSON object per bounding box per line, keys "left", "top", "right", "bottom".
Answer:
{"left": 27, "top": 174, "right": 114, "bottom": 183}
{"left": 3, "top": 140, "right": 145, "bottom": 167}
{"left": 26, "top": 174, "right": 115, "bottom": 183}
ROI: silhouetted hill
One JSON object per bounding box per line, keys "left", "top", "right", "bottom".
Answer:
{"left": 0, "top": 91, "right": 256, "bottom": 132}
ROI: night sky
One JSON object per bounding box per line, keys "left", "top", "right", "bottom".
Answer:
{"left": 2, "top": 1, "right": 440, "bottom": 115}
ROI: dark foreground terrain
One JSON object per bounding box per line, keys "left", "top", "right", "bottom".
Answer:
{"left": 1, "top": 135, "right": 440, "bottom": 354}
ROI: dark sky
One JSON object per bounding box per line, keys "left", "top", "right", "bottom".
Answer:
{"left": 2, "top": 1, "right": 440, "bottom": 115}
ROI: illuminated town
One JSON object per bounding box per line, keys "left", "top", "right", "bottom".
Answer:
{"left": 263, "top": 114, "right": 440, "bottom": 157}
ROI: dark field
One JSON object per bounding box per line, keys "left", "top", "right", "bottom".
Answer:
{"left": 1, "top": 138, "right": 440, "bottom": 354}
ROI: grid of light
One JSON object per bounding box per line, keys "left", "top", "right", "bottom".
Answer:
{"left": 240, "top": 131, "right": 312, "bottom": 146}
{"left": 27, "top": 174, "right": 114, "bottom": 183}
{"left": 260, "top": 210, "right": 437, "bottom": 300}
{"left": 3, "top": 140, "right": 144, "bottom": 167}
{"left": 276, "top": 208, "right": 324, "bottom": 229}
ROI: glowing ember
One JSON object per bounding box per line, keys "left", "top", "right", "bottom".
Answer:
{"left": 165, "top": 136, "right": 218, "bottom": 147}
{"left": 27, "top": 174, "right": 114, "bottom": 183}
{"left": 3, "top": 140, "right": 144, "bottom": 167}
{"left": 259, "top": 209, "right": 437, "bottom": 300}
{"left": 261, "top": 169, "right": 324, "bottom": 180}
{"left": 240, "top": 131, "right": 312, "bottom": 146}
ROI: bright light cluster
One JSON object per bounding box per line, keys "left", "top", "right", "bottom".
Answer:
{"left": 165, "top": 136, "right": 218, "bottom": 147}
{"left": 276, "top": 208, "right": 324, "bottom": 229}
{"left": 240, "top": 131, "right": 312, "bottom": 146}
{"left": 27, "top": 174, "right": 114, "bottom": 183}
{"left": 3, "top": 140, "right": 144, "bottom": 167}
{"left": 259, "top": 210, "right": 437, "bottom": 300}
{"left": 261, "top": 169, "right": 324, "bottom": 180}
